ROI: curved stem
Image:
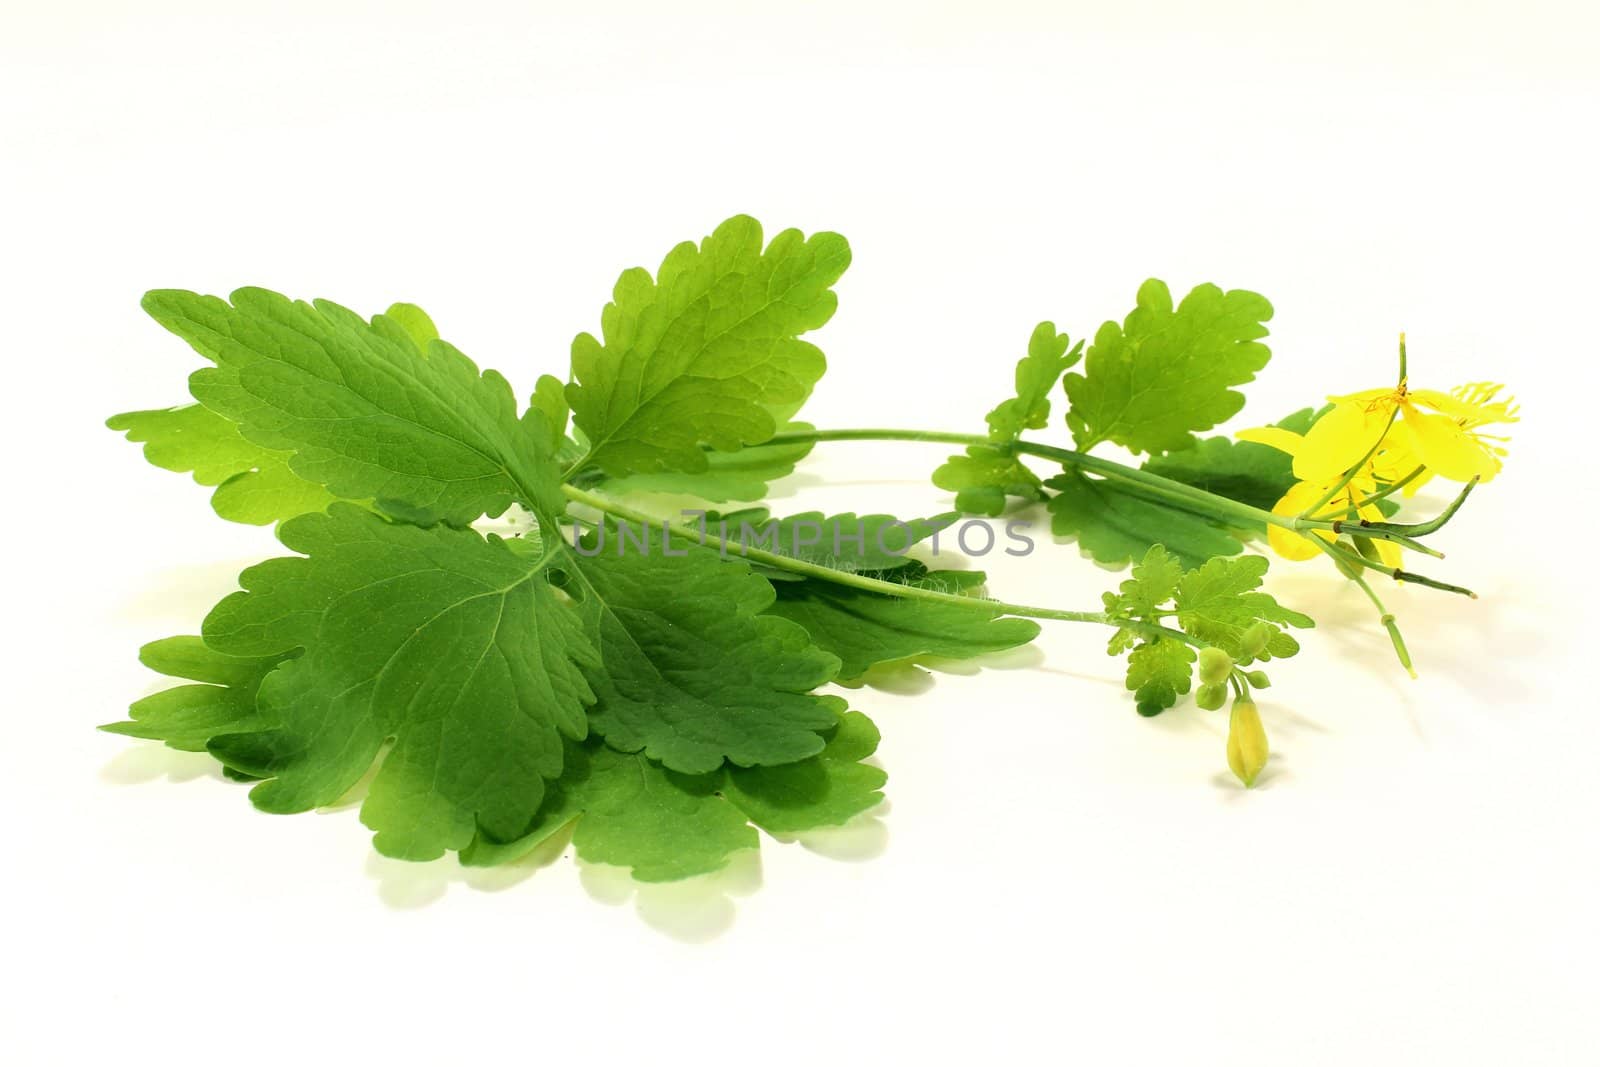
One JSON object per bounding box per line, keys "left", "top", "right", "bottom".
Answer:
{"left": 1351, "top": 477, "right": 1479, "bottom": 537}
{"left": 560, "top": 484, "right": 1198, "bottom": 647}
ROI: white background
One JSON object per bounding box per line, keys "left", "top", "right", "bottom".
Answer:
{"left": 3, "top": 2, "right": 1597, "bottom": 1063}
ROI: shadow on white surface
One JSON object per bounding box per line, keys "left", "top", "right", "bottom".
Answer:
{"left": 99, "top": 742, "right": 887, "bottom": 941}
{"left": 1262, "top": 697, "right": 1333, "bottom": 737}
{"left": 579, "top": 848, "right": 764, "bottom": 943}
{"left": 113, "top": 556, "right": 269, "bottom": 624}
{"left": 839, "top": 642, "right": 1046, "bottom": 695}
{"left": 791, "top": 805, "right": 892, "bottom": 863}
{"left": 99, "top": 741, "right": 234, "bottom": 785}
{"left": 366, "top": 826, "right": 573, "bottom": 909}
{"left": 1209, "top": 759, "right": 1290, "bottom": 795}
{"left": 1029, "top": 660, "right": 1132, "bottom": 690}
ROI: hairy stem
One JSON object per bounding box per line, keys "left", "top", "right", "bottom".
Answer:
{"left": 559, "top": 484, "right": 1196, "bottom": 648}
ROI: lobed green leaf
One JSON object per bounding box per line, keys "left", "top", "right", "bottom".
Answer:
{"left": 1063, "top": 279, "right": 1273, "bottom": 456}
{"left": 201, "top": 505, "right": 598, "bottom": 861}
{"left": 107, "top": 404, "right": 342, "bottom": 525}
{"left": 144, "top": 288, "right": 564, "bottom": 523}
{"left": 566, "top": 215, "right": 849, "bottom": 479}
{"left": 461, "top": 709, "right": 886, "bottom": 881}
{"left": 568, "top": 522, "right": 845, "bottom": 774}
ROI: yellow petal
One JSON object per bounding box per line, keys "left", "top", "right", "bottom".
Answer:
{"left": 1235, "top": 426, "right": 1305, "bottom": 457}
{"left": 1400, "top": 405, "right": 1501, "bottom": 482}
{"left": 1369, "top": 444, "right": 1421, "bottom": 485}
{"left": 1267, "top": 482, "right": 1331, "bottom": 560}
{"left": 1450, "top": 382, "right": 1520, "bottom": 423}
{"left": 1410, "top": 387, "right": 1519, "bottom": 427}
{"left": 1296, "top": 400, "right": 1389, "bottom": 483}
{"left": 1327, "top": 386, "right": 1397, "bottom": 406}
{"left": 1374, "top": 421, "right": 1429, "bottom": 488}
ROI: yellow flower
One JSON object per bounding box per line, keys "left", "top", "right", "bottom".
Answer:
{"left": 1234, "top": 423, "right": 1403, "bottom": 565}
{"left": 1308, "top": 380, "right": 1518, "bottom": 487}
{"left": 1238, "top": 376, "right": 1517, "bottom": 563}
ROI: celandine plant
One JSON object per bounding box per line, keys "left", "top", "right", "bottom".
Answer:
{"left": 105, "top": 215, "right": 1517, "bottom": 885}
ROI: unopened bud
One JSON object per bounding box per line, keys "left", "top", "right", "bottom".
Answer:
{"left": 1227, "top": 699, "right": 1269, "bottom": 788}
{"left": 1197, "top": 646, "right": 1233, "bottom": 686}
{"left": 1245, "top": 670, "right": 1271, "bottom": 689}
{"left": 1239, "top": 622, "right": 1271, "bottom": 659}
{"left": 1195, "top": 682, "right": 1228, "bottom": 711}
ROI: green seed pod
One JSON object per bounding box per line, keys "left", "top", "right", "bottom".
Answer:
{"left": 1238, "top": 622, "right": 1271, "bottom": 659}
{"left": 1197, "top": 646, "right": 1233, "bottom": 686}
{"left": 1227, "top": 699, "right": 1269, "bottom": 787}
{"left": 1245, "top": 670, "right": 1271, "bottom": 689}
{"left": 1195, "top": 682, "right": 1228, "bottom": 711}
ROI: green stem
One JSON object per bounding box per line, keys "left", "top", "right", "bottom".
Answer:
{"left": 1349, "top": 477, "right": 1479, "bottom": 537}
{"left": 1316, "top": 535, "right": 1476, "bottom": 598}
{"left": 559, "top": 483, "right": 1197, "bottom": 648}
{"left": 1345, "top": 567, "right": 1417, "bottom": 678}
{"left": 764, "top": 427, "right": 1427, "bottom": 549}
{"left": 767, "top": 428, "right": 1277, "bottom": 530}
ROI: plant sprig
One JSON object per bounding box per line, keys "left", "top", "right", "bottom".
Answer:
{"left": 105, "top": 214, "right": 1512, "bottom": 896}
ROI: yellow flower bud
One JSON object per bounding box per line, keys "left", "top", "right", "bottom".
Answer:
{"left": 1226, "top": 699, "right": 1269, "bottom": 787}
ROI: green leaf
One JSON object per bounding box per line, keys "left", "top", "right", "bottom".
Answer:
{"left": 1099, "top": 548, "right": 1311, "bottom": 715}
{"left": 382, "top": 301, "right": 439, "bottom": 353}
{"left": 765, "top": 574, "right": 1040, "bottom": 680}
{"left": 985, "top": 322, "right": 1083, "bottom": 441}
{"left": 1141, "top": 406, "right": 1319, "bottom": 514}
{"left": 1124, "top": 638, "right": 1197, "bottom": 717}
{"left": 932, "top": 323, "right": 1081, "bottom": 515}
{"left": 722, "top": 710, "right": 886, "bottom": 833}
{"left": 1174, "top": 554, "right": 1314, "bottom": 662}
{"left": 200, "top": 504, "right": 598, "bottom": 861}
{"left": 566, "top": 215, "right": 850, "bottom": 478}
{"left": 551, "top": 743, "right": 760, "bottom": 882}
{"left": 100, "top": 636, "right": 288, "bottom": 750}
{"left": 933, "top": 445, "right": 1045, "bottom": 516}
{"left": 143, "top": 287, "right": 564, "bottom": 522}
{"left": 1044, "top": 471, "right": 1243, "bottom": 570}
{"left": 108, "top": 404, "right": 342, "bottom": 525}
{"left": 592, "top": 422, "right": 816, "bottom": 503}
{"left": 461, "top": 709, "right": 886, "bottom": 881}
{"left": 1063, "top": 279, "right": 1273, "bottom": 455}
{"left": 1105, "top": 544, "right": 1185, "bottom": 621}
{"left": 526, "top": 373, "right": 572, "bottom": 454}
{"left": 568, "top": 523, "right": 844, "bottom": 775}
{"left": 1097, "top": 552, "right": 1199, "bottom": 715}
